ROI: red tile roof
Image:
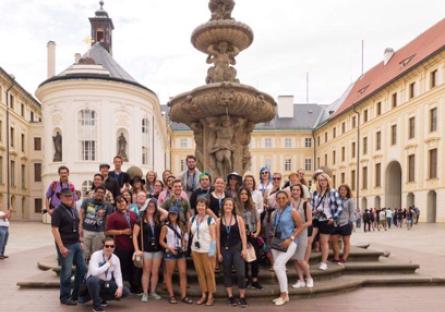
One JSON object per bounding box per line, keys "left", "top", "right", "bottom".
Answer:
{"left": 334, "top": 18, "right": 445, "bottom": 117}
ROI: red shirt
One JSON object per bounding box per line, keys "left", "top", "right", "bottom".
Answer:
{"left": 106, "top": 210, "right": 137, "bottom": 251}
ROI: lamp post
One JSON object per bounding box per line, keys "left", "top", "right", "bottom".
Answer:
{"left": 5, "top": 74, "right": 15, "bottom": 212}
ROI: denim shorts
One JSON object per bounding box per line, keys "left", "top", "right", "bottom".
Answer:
{"left": 143, "top": 251, "right": 163, "bottom": 260}
{"left": 164, "top": 250, "right": 186, "bottom": 261}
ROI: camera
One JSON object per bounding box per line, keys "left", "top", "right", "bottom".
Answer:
{"left": 274, "top": 231, "right": 282, "bottom": 239}
{"left": 194, "top": 241, "right": 201, "bottom": 249}
{"left": 149, "top": 238, "right": 156, "bottom": 247}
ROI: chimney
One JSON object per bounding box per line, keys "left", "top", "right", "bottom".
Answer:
{"left": 74, "top": 53, "right": 81, "bottom": 63}
{"left": 47, "top": 41, "right": 56, "bottom": 78}
{"left": 384, "top": 47, "right": 394, "bottom": 65}
{"left": 277, "top": 95, "right": 294, "bottom": 118}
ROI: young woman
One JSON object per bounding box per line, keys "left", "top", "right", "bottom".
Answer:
{"left": 258, "top": 166, "right": 273, "bottom": 195}
{"left": 131, "top": 177, "right": 145, "bottom": 203}
{"left": 208, "top": 177, "right": 226, "bottom": 219}
{"left": 148, "top": 180, "right": 164, "bottom": 200}
{"left": 238, "top": 187, "right": 262, "bottom": 289}
{"left": 189, "top": 198, "right": 217, "bottom": 306}
{"left": 216, "top": 197, "right": 248, "bottom": 307}
{"left": 133, "top": 198, "right": 168, "bottom": 302}
{"left": 161, "top": 170, "right": 173, "bottom": 189}
{"left": 289, "top": 184, "right": 313, "bottom": 289}
{"left": 121, "top": 189, "right": 133, "bottom": 206}
{"left": 271, "top": 191, "right": 304, "bottom": 306}
{"left": 310, "top": 173, "right": 343, "bottom": 271}
{"left": 145, "top": 171, "right": 157, "bottom": 196}
{"left": 226, "top": 172, "right": 242, "bottom": 199}
{"left": 263, "top": 172, "right": 282, "bottom": 268}
{"left": 332, "top": 184, "right": 355, "bottom": 263}
{"left": 243, "top": 174, "right": 264, "bottom": 217}
{"left": 159, "top": 206, "right": 192, "bottom": 304}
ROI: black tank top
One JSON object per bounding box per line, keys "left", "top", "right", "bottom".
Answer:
{"left": 141, "top": 221, "right": 161, "bottom": 252}
{"left": 220, "top": 215, "right": 241, "bottom": 249}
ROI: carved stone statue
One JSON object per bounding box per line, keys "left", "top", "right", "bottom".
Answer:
{"left": 206, "top": 41, "right": 239, "bottom": 83}
{"left": 52, "top": 131, "right": 62, "bottom": 162}
{"left": 117, "top": 132, "right": 128, "bottom": 161}
{"left": 209, "top": 0, "right": 235, "bottom": 20}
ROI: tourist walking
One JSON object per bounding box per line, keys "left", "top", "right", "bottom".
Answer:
{"left": 271, "top": 190, "right": 303, "bottom": 306}
{"left": 159, "top": 206, "right": 193, "bottom": 304}
{"left": 51, "top": 188, "right": 87, "bottom": 305}
{"left": 189, "top": 198, "right": 217, "bottom": 306}
{"left": 386, "top": 208, "right": 393, "bottom": 229}
{"left": 0, "top": 205, "right": 11, "bottom": 260}
{"left": 332, "top": 184, "right": 355, "bottom": 263}
{"left": 216, "top": 197, "right": 248, "bottom": 307}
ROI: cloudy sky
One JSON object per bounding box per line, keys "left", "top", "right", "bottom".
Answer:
{"left": 0, "top": 0, "right": 444, "bottom": 105}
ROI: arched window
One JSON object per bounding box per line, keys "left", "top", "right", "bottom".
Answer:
{"left": 79, "top": 109, "right": 97, "bottom": 161}
{"left": 141, "top": 118, "right": 150, "bottom": 165}
{"left": 82, "top": 180, "right": 93, "bottom": 197}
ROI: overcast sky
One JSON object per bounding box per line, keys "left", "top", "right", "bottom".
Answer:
{"left": 0, "top": 0, "right": 444, "bottom": 105}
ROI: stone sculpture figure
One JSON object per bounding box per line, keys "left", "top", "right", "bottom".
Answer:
{"left": 117, "top": 132, "right": 128, "bottom": 161}
{"left": 190, "top": 121, "right": 205, "bottom": 170}
{"left": 53, "top": 131, "right": 62, "bottom": 162}
{"left": 206, "top": 41, "right": 239, "bottom": 83}
{"left": 208, "top": 0, "right": 235, "bottom": 20}
{"left": 208, "top": 116, "right": 237, "bottom": 177}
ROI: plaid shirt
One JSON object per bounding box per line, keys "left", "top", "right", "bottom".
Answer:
{"left": 311, "top": 189, "right": 343, "bottom": 221}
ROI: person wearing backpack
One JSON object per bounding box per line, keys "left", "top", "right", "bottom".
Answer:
{"left": 45, "top": 166, "right": 77, "bottom": 215}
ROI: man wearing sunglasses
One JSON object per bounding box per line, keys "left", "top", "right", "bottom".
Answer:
{"left": 85, "top": 237, "right": 129, "bottom": 312}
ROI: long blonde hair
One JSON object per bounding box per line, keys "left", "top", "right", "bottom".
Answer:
{"left": 316, "top": 172, "right": 332, "bottom": 194}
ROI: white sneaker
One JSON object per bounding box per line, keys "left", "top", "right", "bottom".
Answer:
{"left": 291, "top": 280, "right": 306, "bottom": 289}
{"left": 319, "top": 262, "right": 328, "bottom": 271}
{"left": 150, "top": 292, "right": 161, "bottom": 300}
{"left": 306, "top": 277, "right": 314, "bottom": 288}
{"left": 274, "top": 297, "right": 290, "bottom": 306}
{"left": 141, "top": 293, "right": 149, "bottom": 302}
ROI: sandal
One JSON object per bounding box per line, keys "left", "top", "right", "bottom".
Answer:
{"left": 196, "top": 296, "right": 207, "bottom": 305}
{"left": 168, "top": 296, "right": 177, "bottom": 304}
{"left": 206, "top": 297, "right": 215, "bottom": 306}
{"left": 181, "top": 296, "right": 193, "bottom": 304}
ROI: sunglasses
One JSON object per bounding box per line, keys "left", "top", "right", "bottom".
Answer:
{"left": 273, "top": 177, "right": 281, "bottom": 180}
{"left": 104, "top": 244, "right": 115, "bottom": 248}
{"left": 262, "top": 172, "right": 270, "bottom": 175}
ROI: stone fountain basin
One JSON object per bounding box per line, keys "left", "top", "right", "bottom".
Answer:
{"left": 168, "top": 82, "right": 276, "bottom": 124}
{"left": 192, "top": 19, "right": 254, "bottom": 53}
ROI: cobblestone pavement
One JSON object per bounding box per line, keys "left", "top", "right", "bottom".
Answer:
{"left": 1, "top": 222, "right": 444, "bottom": 311}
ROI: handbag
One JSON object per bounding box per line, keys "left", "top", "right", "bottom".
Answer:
{"left": 133, "top": 219, "right": 144, "bottom": 269}
{"left": 270, "top": 209, "right": 288, "bottom": 252}
{"left": 245, "top": 243, "right": 257, "bottom": 263}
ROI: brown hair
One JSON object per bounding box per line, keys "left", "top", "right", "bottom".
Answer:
{"left": 243, "top": 174, "right": 257, "bottom": 190}
{"left": 338, "top": 184, "right": 352, "bottom": 199}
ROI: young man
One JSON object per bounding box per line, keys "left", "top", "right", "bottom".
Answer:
{"left": 80, "top": 185, "right": 113, "bottom": 261}
{"left": 180, "top": 155, "right": 201, "bottom": 198}
{"left": 108, "top": 156, "right": 131, "bottom": 191}
{"left": 161, "top": 180, "right": 192, "bottom": 230}
{"left": 45, "top": 166, "right": 77, "bottom": 215}
{"left": 0, "top": 206, "right": 11, "bottom": 260}
{"left": 189, "top": 172, "right": 212, "bottom": 213}
{"left": 85, "top": 237, "right": 129, "bottom": 312}
{"left": 99, "top": 164, "right": 120, "bottom": 200}
{"left": 51, "top": 188, "right": 87, "bottom": 306}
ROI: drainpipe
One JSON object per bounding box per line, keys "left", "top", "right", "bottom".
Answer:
{"left": 353, "top": 107, "right": 360, "bottom": 211}
{"left": 5, "top": 75, "right": 16, "bottom": 212}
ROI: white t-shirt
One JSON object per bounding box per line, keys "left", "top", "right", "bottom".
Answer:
{"left": 0, "top": 211, "right": 10, "bottom": 227}
{"left": 190, "top": 215, "right": 215, "bottom": 253}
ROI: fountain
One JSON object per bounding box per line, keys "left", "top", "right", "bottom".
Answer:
{"left": 168, "top": 0, "right": 276, "bottom": 178}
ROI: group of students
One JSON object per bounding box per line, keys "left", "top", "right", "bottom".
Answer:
{"left": 48, "top": 154, "right": 356, "bottom": 311}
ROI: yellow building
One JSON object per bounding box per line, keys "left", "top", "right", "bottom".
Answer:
{"left": 0, "top": 67, "right": 44, "bottom": 220}
{"left": 314, "top": 18, "right": 445, "bottom": 223}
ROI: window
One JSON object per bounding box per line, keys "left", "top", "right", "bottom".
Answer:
{"left": 284, "top": 158, "right": 292, "bottom": 171}
{"left": 408, "top": 154, "right": 415, "bottom": 182}
{"left": 142, "top": 118, "right": 149, "bottom": 134}
{"left": 10, "top": 127, "right": 14, "bottom": 148}
{"left": 34, "top": 198, "right": 42, "bottom": 213}
{"left": 305, "top": 158, "right": 312, "bottom": 171}
{"left": 34, "top": 163, "right": 42, "bottom": 182}
{"left": 375, "top": 163, "right": 381, "bottom": 187}
{"left": 265, "top": 138, "right": 272, "bottom": 148}
{"left": 332, "top": 175, "right": 336, "bottom": 187}
{"left": 362, "top": 166, "right": 368, "bottom": 190}
{"left": 0, "top": 156, "right": 2, "bottom": 184}
{"left": 409, "top": 82, "right": 416, "bottom": 99}
{"left": 351, "top": 170, "right": 356, "bottom": 191}
{"left": 10, "top": 160, "right": 15, "bottom": 187}
{"left": 21, "top": 103, "right": 24, "bottom": 117}
{"left": 81, "top": 141, "right": 96, "bottom": 161}
{"left": 332, "top": 127, "right": 336, "bottom": 139}
{"left": 30, "top": 111, "right": 34, "bottom": 122}
{"left": 180, "top": 159, "right": 186, "bottom": 171}
{"left": 142, "top": 147, "right": 148, "bottom": 165}
{"left": 352, "top": 116, "right": 357, "bottom": 128}
{"left": 324, "top": 132, "right": 328, "bottom": 143}
{"left": 9, "top": 94, "right": 14, "bottom": 109}
{"left": 21, "top": 133, "right": 25, "bottom": 152}
{"left": 317, "top": 157, "right": 320, "bottom": 169}
{"left": 304, "top": 138, "right": 312, "bottom": 148}
{"left": 317, "top": 136, "right": 320, "bottom": 146}
{"left": 351, "top": 142, "right": 356, "bottom": 158}
{"left": 34, "top": 137, "right": 41, "bottom": 150}
{"left": 82, "top": 180, "right": 93, "bottom": 197}
{"left": 21, "top": 164, "right": 26, "bottom": 189}
{"left": 80, "top": 109, "right": 96, "bottom": 126}
{"left": 284, "top": 138, "right": 292, "bottom": 148}
{"left": 341, "top": 172, "right": 345, "bottom": 184}
{"left": 391, "top": 125, "right": 397, "bottom": 145}
{"left": 376, "top": 131, "right": 381, "bottom": 150}
{"left": 324, "top": 154, "right": 327, "bottom": 166}
{"left": 392, "top": 92, "right": 397, "bottom": 108}
{"left": 332, "top": 150, "right": 336, "bottom": 165}
{"left": 342, "top": 122, "right": 346, "bottom": 134}
{"left": 341, "top": 146, "right": 345, "bottom": 162}
{"left": 363, "top": 137, "right": 368, "bottom": 155}
{"left": 376, "top": 102, "right": 382, "bottom": 116}
{"left": 180, "top": 138, "right": 188, "bottom": 148}
{"left": 409, "top": 117, "right": 415, "bottom": 139}
{"left": 363, "top": 109, "right": 368, "bottom": 123}
{"left": 431, "top": 69, "right": 438, "bottom": 88}
{"left": 429, "top": 148, "right": 438, "bottom": 179}
{"left": 430, "top": 108, "right": 437, "bottom": 132}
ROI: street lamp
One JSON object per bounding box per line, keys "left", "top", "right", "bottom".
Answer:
{"left": 5, "top": 74, "right": 15, "bottom": 212}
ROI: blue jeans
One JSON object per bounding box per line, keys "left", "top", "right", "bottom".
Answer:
{"left": 86, "top": 276, "right": 129, "bottom": 308}
{"left": 0, "top": 226, "right": 9, "bottom": 256}
{"left": 57, "top": 242, "right": 87, "bottom": 303}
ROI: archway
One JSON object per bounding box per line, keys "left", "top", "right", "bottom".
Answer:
{"left": 374, "top": 196, "right": 381, "bottom": 209}
{"left": 427, "top": 190, "right": 437, "bottom": 223}
{"left": 385, "top": 161, "right": 402, "bottom": 210}
{"left": 361, "top": 197, "right": 368, "bottom": 211}
{"left": 407, "top": 192, "right": 415, "bottom": 208}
